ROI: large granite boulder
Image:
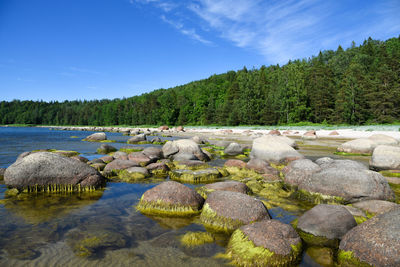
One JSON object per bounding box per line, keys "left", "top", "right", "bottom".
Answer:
{"left": 338, "top": 207, "right": 400, "bottom": 266}
{"left": 370, "top": 145, "right": 400, "bottom": 171}
{"left": 228, "top": 219, "right": 302, "bottom": 266}
{"left": 337, "top": 138, "right": 376, "bottom": 155}
{"left": 162, "top": 139, "right": 209, "bottom": 161}
{"left": 4, "top": 152, "right": 105, "bottom": 190}
{"left": 368, "top": 134, "right": 398, "bottom": 146}
{"left": 136, "top": 181, "right": 204, "bottom": 216}
{"left": 282, "top": 159, "right": 321, "bottom": 187}
{"left": 200, "top": 191, "right": 270, "bottom": 232}
{"left": 250, "top": 135, "right": 302, "bottom": 164}
{"left": 83, "top": 132, "right": 107, "bottom": 142}
{"left": 295, "top": 204, "right": 356, "bottom": 247}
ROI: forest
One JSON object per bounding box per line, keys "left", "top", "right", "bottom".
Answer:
{"left": 1, "top": 36, "right": 399, "bottom": 126}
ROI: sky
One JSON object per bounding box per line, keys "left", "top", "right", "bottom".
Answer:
{"left": 0, "top": 0, "right": 399, "bottom": 101}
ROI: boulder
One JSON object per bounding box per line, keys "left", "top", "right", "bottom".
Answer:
{"left": 119, "top": 167, "right": 150, "bottom": 180}
{"left": 142, "top": 147, "right": 163, "bottom": 160}
{"left": 191, "top": 136, "right": 207, "bottom": 144}
{"left": 224, "top": 159, "right": 246, "bottom": 168}
{"left": 90, "top": 163, "right": 106, "bottom": 171}
{"left": 176, "top": 126, "right": 184, "bottom": 132}
{"left": 337, "top": 138, "right": 376, "bottom": 154}
{"left": 0, "top": 167, "right": 5, "bottom": 180}
{"left": 228, "top": 220, "right": 302, "bottom": 266}
{"left": 268, "top": 130, "right": 281, "bottom": 136}
{"left": 200, "top": 191, "right": 270, "bottom": 232}
{"left": 150, "top": 136, "right": 163, "bottom": 144}
{"left": 112, "top": 151, "right": 128, "bottom": 160}
{"left": 158, "top": 125, "right": 169, "bottom": 131}
{"left": 368, "top": 134, "right": 398, "bottom": 146}
{"left": 338, "top": 207, "right": 400, "bottom": 266}
{"left": 170, "top": 168, "right": 221, "bottom": 183}
{"left": 370, "top": 145, "right": 400, "bottom": 171}
{"left": 296, "top": 204, "right": 356, "bottom": 246}
{"left": 97, "top": 144, "right": 117, "bottom": 154}
{"left": 173, "top": 160, "right": 209, "bottom": 170}
{"left": 128, "top": 152, "right": 153, "bottom": 166}
{"left": 329, "top": 131, "right": 339, "bottom": 136}
{"left": 250, "top": 135, "right": 303, "bottom": 164}
{"left": 146, "top": 162, "right": 170, "bottom": 177}
{"left": 224, "top": 142, "right": 243, "bottom": 156}
{"left": 302, "top": 130, "right": 317, "bottom": 140}
{"left": 282, "top": 159, "right": 321, "bottom": 187}
{"left": 197, "top": 181, "right": 250, "bottom": 198}
{"left": 83, "top": 132, "right": 107, "bottom": 141}
{"left": 4, "top": 152, "right": 105, "bottom": 190}
{"left": 103, "top": 159, "right": 139, "bottom": 176}
{"left": 162, "top": 139, "right": 209, "bottom": 161}
{"left": 99, "top": 155, "right": 114, "bottom": 163}
{"left": 246, "top": 158, "right": 279, "bottom": 176}
{"left": 137, "top": 181, "right": 204, "bottom": 216}
{"left": 172, "top": 153, "right": 199, "bottom": 161}
{"left": 317, "top": 159, "right": 368, "bottom": 170}
{"left": 127, "top": 134, "right": 147, "bottom": 144}
{"left": 70, "top": 155, "right": 89, "bottom": 163}
{"left": 299, "top": 161, "right": 394, "bottom": 203}
{"left": 352, "top": 200, "right": 398, "bottom": 215}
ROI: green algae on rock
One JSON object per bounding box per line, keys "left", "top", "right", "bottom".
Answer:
{"left": 180, "top": 231, "right": 214, "bottom": 247}
{"left": 170, "top": 168, "right": 221, "bottom": 183}
{"left": 334, "top": 151, "right": 371, "bottom": 156}
{"left": 305, "top": 246, "right": 335, "bottom": 267}
{"left": 337, "top": 250, "right": 372, "bottom": 267}
{"left": 136, "top": 181, "right": 205, "bottom": 217}
{"left": 227, "top": 220, "right": 302, "bottom": 267}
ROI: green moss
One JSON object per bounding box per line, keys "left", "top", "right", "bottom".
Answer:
{"left": 380, "top": 170, "right": 400, "bottom": 177}
{"left": 293, "top": 189, "right": 346, "bottom": 205}
{"left": 75, "top": 236, "right": 103, "bottom": 257}
{"left": 354, "top": 216, "right": 368, "bottom": 224}
{"left": 173, "top": 162, "right": 210, "bottom": 170}
{"left": 70, "top": 136, "right": 79, "bottom": 138}
{"left": 18, "top": 184, "right": 101, "bottom": 193}
{"left": 170, "top": 169, "right": 221, "bottom": 183}
{"left": 216, "top": 167, "right": 229, "bottom": 177}
{"left": 119, "top": 148, "right": 144, "bottom": 153}
{"left": 136, "top": 198, "right": 201, "bottom": 217}
{"left": 270, "top": 163, "right": 286, "bottom": 171}
{"left": 199, "top": 203, "right": 244, "bottom": 233}
{"left": 180, "top": 231, "right": 214, "bottom": 247}
{"left": 152, "top": 141, "right": 165, "bottom": 145}
{"left": 389, "top": 182, "right": 400, "bottom": 204}
{"left": 292, "top": 221, "right": 339, "bottom": 247}
{"left": 150, "top": 169, "right": 169, "bottom": 178}
{"left": 337, "top": 250, "right": 372, "bottom": 267}
{"left": 227, "top": 229, "right": 302, "bottom": 267}
{"left": 196, "top": 187, "right": 215, "bottom": 199}
{"left": 5, "top": 188, "right": 20, "bottom": 197}
{"left": 305, "top": 247, "right": 334, "bottom": 267}
{"left": 334, "top": 152, "right": 371, "bottom": 156}
{"left": 99, "top": 140, "right": 116, "bottom": 143}
{"left": 118, "top": 169, "right": 149, "bottom": 182}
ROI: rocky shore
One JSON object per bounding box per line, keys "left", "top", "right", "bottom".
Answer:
{"left": 2, "top": 125, "right": 400, "bottom": 266}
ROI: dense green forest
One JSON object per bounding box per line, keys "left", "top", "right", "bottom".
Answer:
{"left": 1, "top": 36, "right": 400, "bottom": 126}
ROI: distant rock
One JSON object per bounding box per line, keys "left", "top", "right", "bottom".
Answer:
{"left": 158, "top": 125, "right": 169, "bottom": 131}
{"left": 329, "top": 131, "right": 339, "bottom": 136}
{"left": 127, "top": 134, "right": 147, "bottom": 144}
{"left": 224, "top": 142, "right": 243, "bottom": 156}
{"left": 268, "top": 130, "right": 281, "bottom": 136}
{"left": 302, "top": 130, "right": 317, "bottom": 140}
{"left": 97, "top": 144, "right": 117, "bottom": 154}
{"left": 162, "top": 139, "right": 209, "bottom": 161}
{"left": 83, "top": 132, "right": 107, "bottom": 142}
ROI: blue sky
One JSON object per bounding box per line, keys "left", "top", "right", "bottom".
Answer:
{"left": 0, "top": 0, "right": 399, "bottom": 101}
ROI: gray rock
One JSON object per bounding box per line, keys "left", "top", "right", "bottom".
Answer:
{"left": 128, "top": 152, "right": 153, "bottom": 166}
{"left": 0, "top": 167, "right": 5, "bottom": 179}
{"left": 318, "top": 159, "right": 368, "bottom": 170}
{"left": 97, "top": 144, "right": 117, "bottom": 154}
{"left": 83, "top": 132, "right": 106, "bottom": 141}
{"left": 352, "top": 200, "right": 399, "bottom": 215}
{"left": 142, "top": 147, "right": 163, "bottom": 160}
{"left": 103, "top": 159, "right": 139, "bottom": 172}
{"left": 4, "top": 152, "right": 105, "bottom": 189}
{"left": 339, "top": 207, "right": 400, "bottom": 266}
{"left": 337, "top": 138, "right": 377, "bottom": 154}
{"left": 246, "top": 158, "right": 279, "bottom": 176}
{"left": 151, "top": 136, "right": 163, "bottom": 143}
{"left": 170, "top": 168, "right": 221, "bottom": 183}
{"left": 127, "top": 134, "right": 147, "bottom": 144}
{"left": 368, "top": 134, "right": 398, "bottom": 146}
{"left": 224, "top": 142, "right": 243, "bottom": 156}
{"left": 315, "top": 157, "right": 334, "bottom": 166}
{"left": 172, "top": 153, "right": 199, "bottom": 161}
{"left": 204, "top": 181, "right": 249, "bottom": 195}
{"left": 282, "top": 159, "right": 321, "bottom": 187}
{"left": 370, "top": 145, "right": 400, "bottom": 171}
{"left": 297, "top": 204, "right": 357, "bottom": 240}
{"left": 250, "top": 135, "right": 303, "bottom": 164}
{"left": 162, "top": 139, "right": 209, "bottom": 161}
{"left": 112, "top": 151, "right": 128, "bottom": 159}
{"left": 125, "top": 167, "right": 150, "bottom": 177}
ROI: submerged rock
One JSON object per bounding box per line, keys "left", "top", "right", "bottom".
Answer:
{"left": 200, "top": 191, "right": 269, "bottom": 233}
{"left": 250, "top": 135, "right": 303, "bottom": 164}
{"left": 170, "top": 168, "right": 221, "bottom": 183}
{"left": 83, "top": 132, "right": 107, "bottom": 142}
{"left": 4, "top": 152, "right": 105, "bottom": 191}
{"left": 137, "top": 181, "right": 205, "bottom": 216}
{"left": 228, "top": 220, "right": 302, "bottom": 267}
{"left": 96, "top": 144, "right": 117, "bottom": 154}
{"left": 295, "top": 204, "right": 356, "bottom": 247}
{"left": 370, "top": 145, "right": 400, "bottom": 171}
{"left": 338, "top": 207, "right": 400, "bottom": 266}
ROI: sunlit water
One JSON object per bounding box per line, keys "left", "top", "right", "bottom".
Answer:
{"left": 0, "top": 127, "right": 392, "bottom": 266}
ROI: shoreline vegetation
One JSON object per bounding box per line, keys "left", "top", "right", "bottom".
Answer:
{"left": 0, "top": 36, "right": 399, "bottom": 127}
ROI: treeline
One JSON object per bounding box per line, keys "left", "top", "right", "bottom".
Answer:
{"left": 1, "top": 36, "right": 400, "bottom": 126}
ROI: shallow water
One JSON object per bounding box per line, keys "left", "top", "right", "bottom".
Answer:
{"left": 0, "top": 127, "right": 396, "bottom": 266}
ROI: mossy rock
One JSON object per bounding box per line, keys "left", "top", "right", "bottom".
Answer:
{"left": 99, "top": 140, "right": 116, "bottom": 143}
{"left": 305, "top": 246, "right": 335, "bottom": 267}
{"left": 119, "top": 147, "right": 144, "bottom": 153}
{"left": 334, "top": 152, "right": 371, "bottom": 157}
{"left": 118, "top": 168, "right": 149, "bottom": 182}
{"left": 137, "top": 199, "right": 202, "bottom": 217}
{"left": 180, "top": 231, "right": 214, "bottom": 247}
{"left": 380, "top": 170, "right": 400, "bottom": 178}
{"left": 5, "top": 188, "right": 20, "bottom": 197}
{"left": 292, "top": 189, "right": 346, "bottom": 205}
{"left": 291, "top": 218, "right": 340, "bottom": 248}
{"left": 227, "top": 224, "right": 302, "bottom": 267}
{"left": 337, "top": 250, "right": 372, "bottom": 267}
{"left": 70, "top": 136, "right": 79, "bottom": 138}
{"left": 200, "top": 203, "right": 244, "bottom": 233}
{"left": 173, "top": 161, "right": 210, "bottom": 170}
{"left": 170, "top": 168, "right": 221, "bottom": 183}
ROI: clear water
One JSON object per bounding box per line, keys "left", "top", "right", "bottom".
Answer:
{"left": 0, "top": 127, "right": 378, "bottom": 266}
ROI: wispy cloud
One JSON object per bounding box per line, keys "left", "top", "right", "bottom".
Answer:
{"left": 160, "top": 15, "right": 213, "bottom": 45}
{"left": 132, "top": 0, "right": 400, "bottom": 64}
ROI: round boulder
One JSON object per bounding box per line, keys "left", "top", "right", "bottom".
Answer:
{"left": 103, "top": 159, "right": 140, "bottom": 177}
{"left": 97, "top": 144, "right": 117, "bottom": 154}
{"left": 228, "top": 220, "right": 302, "bottom": 266}
{"left": 136, "top": 181, "right": 204, "bottom": 216}
{"left": 197, "top": 181, "right": 249, "bottom": 198}
{"left": 368, "top": 134, "right": 398, "bottom": 146}
{"left": 83, "top": 132, "right": 106, "bottom": 142}
{"left": 0, "top": 167, "right": 6, "bottom": 180}
{"left": 146, "top": 162, "right": 170, "bottom": 177}
{"left": 224, "top": 142, "right": 243, "bottom": 156}
{"left": 338, "top": 207, "right": 400, "bottom": 266}
{"left": 296, "top": 204, "right": 357, "bottom": 247}
{"left": 4, "top": 152, "right": 105, "bottom": 191}
{"left": 127, "top": 134, "right": 147, "bottom": 144}
{"left": 162, "top": 139, "right": 209, "bottom": 161}
{"left": 282, "top": 159, "right": 321, "bottom": 187}
{"left": 250, "top": 135, "right": 303, "bottom": 164}
{"left": 370, "top": 145, "right": 400, "bottom": 171}
{"left": 337, "top": 138, "right": 376, "bottom": 155}
{"left": 352, "top": 200, "right": 398, "bottom": 215}
{"left": 200, "top": 190, "right": 270, "bottom": 232}
{"left": 119, "top": 167, "right": 150, "bottom": 181}
{"left": 170, "top": 168, "right": 221, "bottom": 183}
